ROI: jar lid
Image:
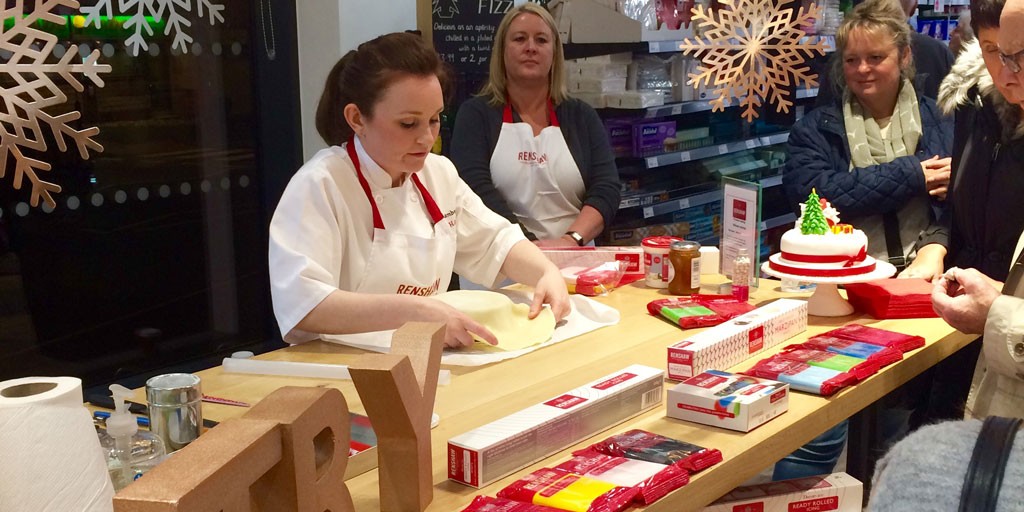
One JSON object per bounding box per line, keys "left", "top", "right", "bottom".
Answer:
{"left": 671, "top": 240, "right": 701, "bottom": 251}
{"left": 641, "top": 236, "right": 683, "bottom": 249}
{"left": 146, "top": 373, "right": 201, "bottom": 406}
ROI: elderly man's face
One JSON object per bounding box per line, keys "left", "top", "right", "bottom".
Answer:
{"left": 998, "top": 6, "right": 1024, "bottom": 106}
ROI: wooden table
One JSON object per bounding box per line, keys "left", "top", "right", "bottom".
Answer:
{"left": 134, "top": 277, "right": 976, "bottom": 511}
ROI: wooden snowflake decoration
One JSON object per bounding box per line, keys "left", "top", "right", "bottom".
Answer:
{"left": 679, "top": 0, "right": 827, "bottom": 122}
{"left": 1, "top": 0, "right": 111, "bottom": 208}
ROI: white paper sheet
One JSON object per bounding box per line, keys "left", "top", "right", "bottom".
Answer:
{"left": 319, "top": 290, "right": 620, "bottom": 366}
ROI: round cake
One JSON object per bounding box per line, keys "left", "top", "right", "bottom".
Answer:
{"left": 768, "top": 191, "right": 877, "bottom": 277}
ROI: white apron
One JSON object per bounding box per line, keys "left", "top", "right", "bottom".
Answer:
{"left": 489, "top": 100, "right": 585, "bottom": 240}
{"left": 347, "top": 137, "right": 456, "bottom": 296}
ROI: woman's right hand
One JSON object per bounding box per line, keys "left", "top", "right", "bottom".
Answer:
{"left": 418, "top": 297, "right": 499, "bottom": 348}
{"left": 920, "top": 155, "right": 951, "bottom": 200}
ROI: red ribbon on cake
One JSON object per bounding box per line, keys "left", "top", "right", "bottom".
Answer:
{"left": 769, "top": 259, "right": 876, "bottom": 277}
{"left": 781, "top": 246, "right": 867, "bottom": 267}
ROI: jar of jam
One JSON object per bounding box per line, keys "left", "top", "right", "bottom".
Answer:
{"left": 668, "top": 240, "right": 701, "bottom": 295}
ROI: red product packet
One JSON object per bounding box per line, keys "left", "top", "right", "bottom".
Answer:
{"left": 580, "top": 429, "right": 723, "bottom": 473}
{"left": 647, "top": 295, "right": 756, "bottom": 329}
{"left": 743, "top": 358, "right": 858, "bottom": 396}
{"left": 775, "top": 346, "right": 881, "bottom": 381}
{"left": 822, "top": 324, "right": 926, "bottom": 353}
{"left": 554, "top": 449, "right": 689, "bottom": 505}
{"left": 496, "top": 468, "right": 638, "bottom": 512}
{"left": 801, "top": 335, "right": 904, "bottom": 368}
{"left": 461, "top": 496, "right": 565, "bottom": 512}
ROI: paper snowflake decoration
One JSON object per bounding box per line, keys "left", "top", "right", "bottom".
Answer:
{"left": 82, "top": 0, "right": 226, "bottom": 57}
{"left": 0, "top": 0, "right": 111, "bottom": 208}
{"left": 679, "top": 0, "right": 827, "bottom": 122}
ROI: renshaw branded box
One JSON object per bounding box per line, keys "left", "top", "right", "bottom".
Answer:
{"left": 667, "top": 370, "right": 788, "bottom": 432}
{"left": 447, "top": 365, "right": 664, "bottom": 488}
{"left": 703, "top": 472, "right": 863, "bottom": 512}
{"left": 667, "top": 299, "right": 808, "bottom": 380}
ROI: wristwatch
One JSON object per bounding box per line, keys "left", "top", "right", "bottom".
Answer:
{"left": 564, "top": 231, "right": 586, "bottom": 246}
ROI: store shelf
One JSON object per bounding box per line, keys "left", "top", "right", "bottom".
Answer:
{"left": 760, "top": 212, "right": 797, "bottom": 231}
{"left": 759, "top": 174, "right": 783, "bottom": 189}
{"left": 640, "top": 189, "right": 722, "bottom": 219}
{"left": 643, "top": 131, "right": 790, "bottom": 169}
{"left": 648, "top": 35, "right": 835, "bottom": 53}
{"left": 626, "top": 88, "right": 818, "bottom": 119}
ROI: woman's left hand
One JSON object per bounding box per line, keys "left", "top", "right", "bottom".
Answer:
{"left": 530, "top": 268, "right": 572, "bottom": 322}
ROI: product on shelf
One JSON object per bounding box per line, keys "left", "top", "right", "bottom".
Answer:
{"left": 581, "top": 429, "right": 723, "bottom": 472}
{"left": 702, "top": 472, "right": 863, "bottom": 512}
{"left": 554, "top": 449, "right": 690, "bottom": 504}
{"left": 496, "top": 468, "right": 638, "bottom": 512}
{"left": 767, "top": 189, "right": 877, "bottom": 277}
{"left": 819, "top": 323, "right": 926, "bottom": 353}
{"left": 666, "top": 370, "right": 789, "bottom": 432}
{"left": 448, "top": 365, "right": 664, "bottom": 488}
{"left": 647, "top": 295, "right": 755, "bottom": 329}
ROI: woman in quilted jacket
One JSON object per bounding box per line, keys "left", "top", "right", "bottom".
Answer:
{"left": 782, "top": 0, "right": 953, "bottom": 271}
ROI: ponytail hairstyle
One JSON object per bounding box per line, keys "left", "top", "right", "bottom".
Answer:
{"left": 315, "top": 32, "right": 452, "bottom": 146}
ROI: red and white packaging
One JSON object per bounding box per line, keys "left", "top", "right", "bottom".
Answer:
{"left": 448, "top": 365, "right": 664, "bottom": 488}
{"left": 667, "top": 370, "right": 789, "bottom": 432}
{"left": 461, "top": 496, "right": 565, "bottom": 511}
{"left": 496, "top": 468, "right": 638, "bottom": 512}
{"left": 554, "top": 449, "right": 690, "bottom": 504}
{"left": 667, "top": 299, "right": 808, "bottom": 380}
{"left": 821, "top": 324, "right": 925, "bottom": 353}
{"left": 541, "top": 246, "right": 645, "bottom": 284}
{"left": 702, "top": 472, "right": 863, "bottom": 512}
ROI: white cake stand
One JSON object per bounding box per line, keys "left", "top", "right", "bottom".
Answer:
{"left": 761, "top": 259, "right": 897, "bottom": 317}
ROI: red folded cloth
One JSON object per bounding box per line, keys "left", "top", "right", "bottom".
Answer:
{"left": 844, "top": 278, "right": 939, "bottom": 319}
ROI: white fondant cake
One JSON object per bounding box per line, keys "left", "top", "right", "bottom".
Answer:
{"left": 769, "top": 195, "right": 876, "bottom": 277}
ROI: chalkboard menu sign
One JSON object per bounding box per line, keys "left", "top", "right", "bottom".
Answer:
{"left": 431, "top": 0, "right": 548, "bottom": 104}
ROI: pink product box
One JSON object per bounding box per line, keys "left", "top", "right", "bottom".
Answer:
{"left": 666, "top": 370, "right": 788, "bottom": 432}
{"left": 702, "top": 472, "right": 863, "bottom": 512}
{"left": 632, "top": 121, "right": 676, "bottom": 157}
{"left": 447, "top": 365, "right": 664, "bottom": 488}
{"left": 605, "top": 120, "right": 633, "bottom": 158}
{"left": 667, "top": 299, "right": 808, "bottom": 381}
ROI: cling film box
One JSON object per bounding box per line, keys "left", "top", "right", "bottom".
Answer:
{"left": 447, "top": 364, "right": 664, "bottom": 488}
{"left": 702, "top": 472, "right": 863, "bottom": 512}
{"left": 667, "top": 370, "right": 788, "bottom": 432}
{"left": 667, "top": 299, "right": 808, "bottom": 381}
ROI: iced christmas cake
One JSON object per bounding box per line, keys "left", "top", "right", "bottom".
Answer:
{"left": 768, "top": 190, "right": 876, "bottom": 277}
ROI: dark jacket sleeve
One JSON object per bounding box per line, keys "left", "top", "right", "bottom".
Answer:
{"left": 782, "top": 109, "right": 929, "bottom": 218}
{"left": 575, "top": 102, "right": 621, "bottom": 226}
{"left": 916, "top": 99, "right": 957, "bottom": 249}
{"left": 450, "top": 98, "right": 537, "bottom": 239}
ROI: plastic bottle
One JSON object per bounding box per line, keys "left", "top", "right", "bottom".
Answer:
{"left": 732, "top": 248, "right": 751, "bottom": 301}
{"left": 100, "top": 384, "right": 166, "bottom": 490}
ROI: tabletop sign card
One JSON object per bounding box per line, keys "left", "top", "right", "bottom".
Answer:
{"left": 721, "top": 178, "right": 762, "bottom": 284}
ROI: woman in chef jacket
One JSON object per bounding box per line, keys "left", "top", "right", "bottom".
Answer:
{"left": 269, "top": 32, "right": 570, "bottom": 348}
{"left": 450, "top": 3, "right": 620, "bottom": 248}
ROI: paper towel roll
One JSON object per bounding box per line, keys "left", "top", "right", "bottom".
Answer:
{"left": 0, "top": 377, "right": 115, "bottom": 512}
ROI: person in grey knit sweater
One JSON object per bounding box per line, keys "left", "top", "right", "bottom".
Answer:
{"left": 868, "top": 419, "right": 1024, "bottom": 510}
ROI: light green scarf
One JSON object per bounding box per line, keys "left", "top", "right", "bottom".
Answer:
{"left": 843, "top": 79, "right": 922, "bottom": 169}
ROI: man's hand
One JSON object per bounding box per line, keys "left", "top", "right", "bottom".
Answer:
{"left": 931, "top": 267, "right": 1001, "bottom": 334}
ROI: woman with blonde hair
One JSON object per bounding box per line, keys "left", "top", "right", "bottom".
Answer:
{"left": 776, "top": 0, "right": 953, "bottom": 481}
{"left": 450, "top": 3, "right": 619, "bottom": 254}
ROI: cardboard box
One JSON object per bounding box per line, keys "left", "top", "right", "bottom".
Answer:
{"left": 632, "top": 120, "right": 676, "bottom": 157}
{"left": 703, "top": 472, "right": 863, "bottom": 512}
{"left": 570, "top": 76, "right": 627, "bottom": 93}
{"left": 667, "top": 299, "right": 808, "bottom": 380}
{"left": 447, "top": 365, "right": 664, "bottom": 488}
{"left": 667, "top": 370, "right": 788, "bottom": 431}
{"left": 605, "top": 119, "right": 633, "bottom": 157}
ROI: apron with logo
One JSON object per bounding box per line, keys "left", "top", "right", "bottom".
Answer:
{"left": 489, "top": 100, "right": 585, "bottom": 240}
{"left": 347, "top": 136, "right": 456, "bottom": 296}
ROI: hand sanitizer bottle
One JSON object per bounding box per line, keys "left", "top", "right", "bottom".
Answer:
{"left": 99, "top": 384, "right": 166, "bottom": 490}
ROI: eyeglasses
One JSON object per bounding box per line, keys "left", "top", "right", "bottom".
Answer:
{"left": 999, "top": 47, "right": 1024, "bottom": 73}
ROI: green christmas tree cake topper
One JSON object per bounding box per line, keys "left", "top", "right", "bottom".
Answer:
{"left": 800, "top": 188, "right": 830, "bottom": 235}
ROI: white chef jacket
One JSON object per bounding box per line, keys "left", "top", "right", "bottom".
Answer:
{"left": 269, "top": 137, "right": 526, "bottom": 343}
